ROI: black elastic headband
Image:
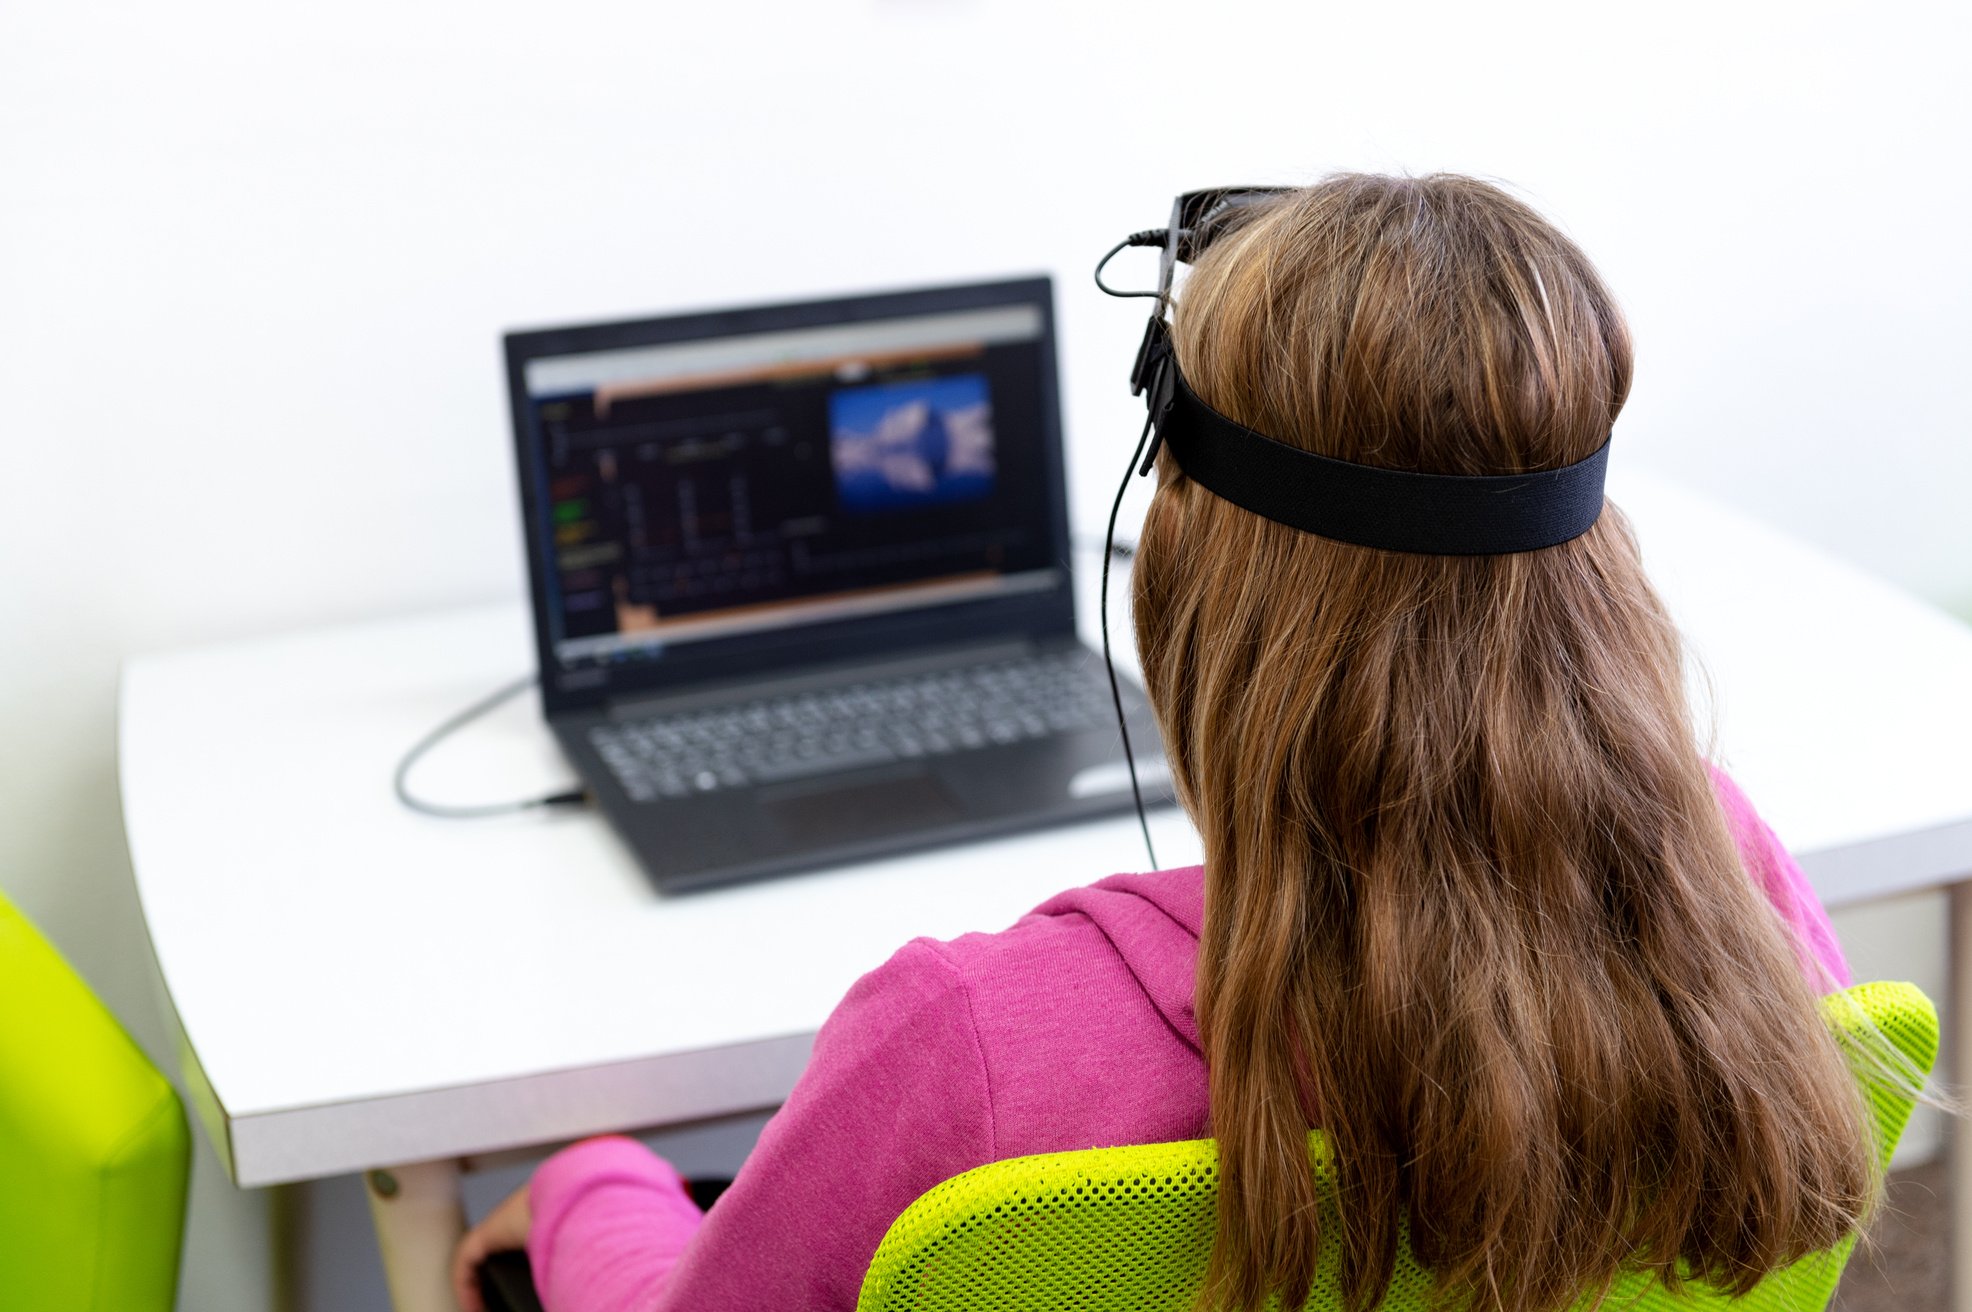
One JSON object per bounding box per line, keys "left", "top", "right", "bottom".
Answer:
{"left": 1132, "top": 318, "right": 1609, "bottom": 555}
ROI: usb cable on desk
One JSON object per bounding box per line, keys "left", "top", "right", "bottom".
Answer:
{"left": 392, "top": 673, "right": 590, "bottom": 819}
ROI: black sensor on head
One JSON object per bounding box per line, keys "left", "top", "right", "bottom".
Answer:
{"left": 1105, "top": 185, "right": 1611, "bottom": 556}
{"left": 1128, "top": 317, "right": 1611, "bottom": 555}
{"left": 1090, "top": 185, "right": 1616, "bottom": 867}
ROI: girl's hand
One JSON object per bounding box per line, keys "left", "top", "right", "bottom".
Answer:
{"left": 450, "top": 1181, "right": 533, "bottom": 1312}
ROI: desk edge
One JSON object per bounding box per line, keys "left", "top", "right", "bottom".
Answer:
{"left": 225, "top": 1031, "right": 815, "bottom": 1187}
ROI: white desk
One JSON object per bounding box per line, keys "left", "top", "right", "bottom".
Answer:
{"left": 120, "top": 471, "right": 1972, "bottom": 1312}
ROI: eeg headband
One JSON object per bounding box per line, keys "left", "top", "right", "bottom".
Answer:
{"left": 1099, "top": 187, "right": 1611, "bottom": 556}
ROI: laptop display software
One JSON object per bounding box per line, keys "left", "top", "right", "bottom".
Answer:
{"left": 516, "top": 295, "right": 1068, "bottom": 701}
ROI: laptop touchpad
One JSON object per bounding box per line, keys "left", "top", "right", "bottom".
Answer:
{"left": 763, "top": 768, "right": 964, "bottom": 848}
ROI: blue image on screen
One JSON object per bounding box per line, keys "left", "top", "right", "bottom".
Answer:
{"left": 829, "top": 375, "right": 996, "bottom": 513}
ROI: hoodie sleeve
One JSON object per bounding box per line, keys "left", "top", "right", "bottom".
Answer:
{"left": 1709, "top": 765, "right": 1852, "bottom": 990}
{"left": 526, "top": 1137, "right": 703, "bottom": 1309}
{"left": 526, "top": 938, "right": 996, "bottom": 1312}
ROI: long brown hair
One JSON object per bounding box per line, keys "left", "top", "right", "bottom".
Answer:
{"left": 1131, "top": 174, "right": 1873, "bottom": 1312}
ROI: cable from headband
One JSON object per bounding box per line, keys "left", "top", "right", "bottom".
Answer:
{"left": 1131, "top": 317, "right": 1610, "bottom": 555}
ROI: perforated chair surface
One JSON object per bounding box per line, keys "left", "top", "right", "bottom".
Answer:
{"left": 857, "top": 980, "right": 1937, "bottom": 1312}
{"left": 0, "top": 889, "right": 191, "bottom": 1312}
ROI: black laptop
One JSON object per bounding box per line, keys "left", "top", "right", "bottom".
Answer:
{"left": 504, "top": 276, "right": 1169, "bottom": 893}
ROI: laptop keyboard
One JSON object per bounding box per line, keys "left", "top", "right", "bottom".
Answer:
{"left": 588, "top": 650, "right": 1121, "bottom": 803}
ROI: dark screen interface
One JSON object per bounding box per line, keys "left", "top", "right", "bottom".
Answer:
{"left": 523, "top": 305, "right": 1060, "bottom": 672}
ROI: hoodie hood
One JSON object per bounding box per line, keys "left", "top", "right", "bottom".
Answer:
{"left": 1029, "top": 865, "right": 1205, "bottom": 1054}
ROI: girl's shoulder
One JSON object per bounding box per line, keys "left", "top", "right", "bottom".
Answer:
{"left": 918, "top": 864, "right": 1205, "bottom": 981}
{"left": 877, "top": 863, "right": 1209, "bottom": 1059}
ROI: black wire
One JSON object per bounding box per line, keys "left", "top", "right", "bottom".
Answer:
{"left": 1094, "top": 230, "right": 1167, "bottom": 300}
{"left": 1073, "top": 535, "right": 1137, "bottom": 559}
{"left": 393, "top": 673, "right": 589, "bottom": 818}
{"left": 1101, "top": 407, "right": 1162, "bottom": 871}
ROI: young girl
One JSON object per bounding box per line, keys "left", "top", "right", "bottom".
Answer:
{"left": 453, "top": 174, "right": 1869, "bottom": 1312}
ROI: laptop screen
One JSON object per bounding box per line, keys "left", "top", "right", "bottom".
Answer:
{"left": 506, "top": 279, "right": 1074, "bottom": 709}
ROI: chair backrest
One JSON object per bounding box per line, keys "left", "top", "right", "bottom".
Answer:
{"left": 0, "top": 889, "right": 191, "bottom": 1312}
{"left": 857, "top": 980, "right": 1937, "bottom": 1312}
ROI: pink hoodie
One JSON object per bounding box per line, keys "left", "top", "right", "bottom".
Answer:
{"left": 523, "top": 769, "right": 1849, "bottom": 1311}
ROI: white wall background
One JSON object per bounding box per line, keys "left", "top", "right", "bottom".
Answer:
{"left": 2, "top": 1, "right": 1966, "bottom": 1307}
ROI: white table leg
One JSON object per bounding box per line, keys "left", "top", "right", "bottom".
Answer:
{"left": 1951, "top": 881, "right": 1972, "bottom": 1312}
{"left": 366, "top": 1159, "right": 467, "bottom": 1312}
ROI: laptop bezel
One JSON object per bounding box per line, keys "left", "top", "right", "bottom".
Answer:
{"left": 503, "top": 276, "right": 1077, "bottom": 718}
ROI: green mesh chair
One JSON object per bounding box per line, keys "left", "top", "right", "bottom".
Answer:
{"left": 858, "top": 980, "right": 1937, "bottom": 1312}
{"left": 0, "top": 889, "right": 191, "bottom": 1311}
